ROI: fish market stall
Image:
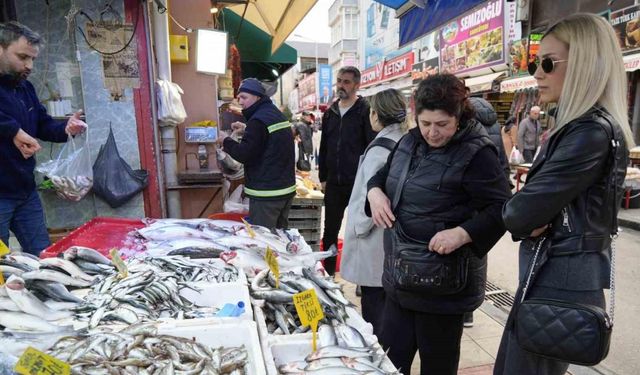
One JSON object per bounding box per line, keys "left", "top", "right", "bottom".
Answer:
{"left": 0, "top": 217, "right": 397, "bottom": 374}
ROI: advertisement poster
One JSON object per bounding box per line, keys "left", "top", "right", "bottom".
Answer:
{"left": 298, "top": 73, "right": 317, "bottom": 111}
{"left": 508, "top": 33, "right": 541, "bottom": 76}
{"left": 610, "top": 5, "right": 640, "bottom": 53}
{"left": 364, "top": 0, "right": 411, "bottom": 69}
{"left": 412, "top": 31, "right": 440, "bottom": 84}
{"left": 318, "top": 64, "right": 333, "bottom": 104}
{"left": 439, "top": 0, "right": 505, "bottom": 75}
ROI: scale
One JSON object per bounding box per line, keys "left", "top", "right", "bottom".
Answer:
{"left": 177, "top": 126, "right": 223, "bottom": 185}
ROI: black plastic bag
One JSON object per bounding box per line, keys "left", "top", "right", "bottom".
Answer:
{"left": 296, "top": 142, "right": 311, "bottom": 171}
{"left": 92, "top": 127, "right": 148, "bottom": 208}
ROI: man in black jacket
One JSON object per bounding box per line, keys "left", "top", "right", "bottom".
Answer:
{"left": 319, "top": 66, "right": 376, "bottom": 274}
{"left": 221, "top": 78, "right": 295, "bottom": 229}
{"left": 0, "top": 22, "right": 87, "bottom": 255}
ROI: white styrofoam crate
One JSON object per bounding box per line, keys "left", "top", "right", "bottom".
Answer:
{"left": 157, "top": 320, "right": 267, "bottom": 375}
{"left": 264, "top": 334, "right": 399, "bottom": 375}
{"left": 177, "top": 280, "right": 252, "bottom": 321}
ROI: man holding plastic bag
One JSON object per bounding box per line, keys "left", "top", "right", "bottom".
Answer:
{"left": 0, "top": 22, "right": 87, "bottom": 255}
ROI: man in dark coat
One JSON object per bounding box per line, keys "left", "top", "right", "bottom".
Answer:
{"left": 319, "top": 66, "right": 376, "bottom": 275}
{"left": 220, "top": 78, "right": 295, "bottom": 229}
{"left": 0, "top": 22, "right": 87, "bottom": 255}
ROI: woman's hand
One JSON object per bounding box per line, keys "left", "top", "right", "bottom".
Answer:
{"left": 367, "top": 188, "right": 395, "bottom": 228}
{"left": 429, "top": 227, "right": 472, "bottom": 255}
{"left": 530, "top": 224, "right": 549, "bottom": 238}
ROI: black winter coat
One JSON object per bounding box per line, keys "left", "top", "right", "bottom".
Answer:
{"left": 469, "top": 97, "right": 511, "bottom": 183}
{"left": 319, "top": 97, "right": 376, "bottom": 186}
{"left": 368, "top": 121, "right": 511, "bottom": 314}
{"left": 503, "top": 107, "right": 628, "bottom": 291}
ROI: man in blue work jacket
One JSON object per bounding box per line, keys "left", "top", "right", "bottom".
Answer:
{"left": 220, "top": 78, "right": 295, "bottom": 229}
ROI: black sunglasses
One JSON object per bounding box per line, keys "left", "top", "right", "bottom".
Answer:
{"left": 528, "top": 57, "right": 568, "bottom": 75}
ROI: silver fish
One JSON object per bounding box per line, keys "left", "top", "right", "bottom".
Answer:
{"left": 21, "top": 269, "right": 93, "bottom": 287}
{"left": 0, "top": 311, "right": 68, "bottom": 332}
{"left": 40, "top": 257, "right": 96, "bottom": 282}
{"left": 4, "top": 275, "right": 73, "bottom": 320}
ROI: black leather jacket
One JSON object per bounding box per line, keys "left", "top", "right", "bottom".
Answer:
{"left": 503, "top": 107, "right": 628, "bottom": 290}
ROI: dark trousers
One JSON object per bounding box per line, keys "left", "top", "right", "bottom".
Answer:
{"left": 0, "top": 190, "right": 51, "bottom": 256}
{"left": 321, "top": 183, "right": 352, "bottom": 275}
{"left": 361, "top": 286, "right": 385, "bottom": 336}
{"left": 523, "top": 149, "right": 535, "bottom": 163}
{"left": 379, "top": 296, "right": 464, "bottom": 375}
{"left": 249, "top": 195, "right": 294, "bottom": 229}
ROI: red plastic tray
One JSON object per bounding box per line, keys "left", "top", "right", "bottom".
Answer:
{"left": 40, "top": 217, "right": 146, "bottom": 259}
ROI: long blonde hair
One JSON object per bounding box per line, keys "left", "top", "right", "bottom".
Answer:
{"left": 546, "top": 13, "right": 635, "bottom": 147}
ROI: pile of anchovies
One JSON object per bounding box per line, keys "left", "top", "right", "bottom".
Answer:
{"left": 76, "top": 255, "right": 240, "bottom": 328}
{"left": 47, "top": 322, "right": 249, "bottom": 375}
{"left": 250, "top": 267, "right": 355, "bottom": 335}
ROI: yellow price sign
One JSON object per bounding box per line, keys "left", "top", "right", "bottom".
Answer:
{"left": 265, "top": 247, "right": 280, "bottom": 289}
{"left": 241, "top": 218, "right": 256, "bottom": 239}
{"left": 109, "top": 249, "right": 128, "bottom": 279}
{"left": 293, "top": 289, "right": 325, "bottom": 351}
{"left": 15, "top": 346, "right": 70, "bottom": 375}
{"left": 0, "top": 239, "right": 10, "bottom": 256}
{"left": 0, "top": 272, "right": 4, "bottom": 286}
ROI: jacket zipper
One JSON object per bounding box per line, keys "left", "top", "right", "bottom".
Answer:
{"left": 336, "top": 113, "right": 343, "bottom": 185}
{"left": 562, "top": 207, "right": 572, "bottom": 232}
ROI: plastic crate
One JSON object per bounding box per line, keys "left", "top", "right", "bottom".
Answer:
{"left": 40, "top": 217, "right": 145, "bottom": 259}
{"left": 288, "top": 207, "right": 322, "bottom": 219}
{"left": 287, "top": 218, "right": 321, "bottom": 230}
{"left": 297, "top": 229, "right": 321, "bottom": 243}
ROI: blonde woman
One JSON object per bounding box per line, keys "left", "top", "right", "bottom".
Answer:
{"left": 341, "top": 89, "right": 408, "bottom": 335}
{"left": 495, "top": 14, "right": 634, "bottom": 374}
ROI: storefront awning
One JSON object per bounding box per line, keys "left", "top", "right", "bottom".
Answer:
{"left": 624, "top": 53, "right": 640, "bottom": 72}
{"left": 372, "top": 0, "right": 411, "bottom": 9}
{"left": 464, "top": 72, "right": 505, "bottom": 94}
{"left": 226, "top": 0, "right": 317, "bottom": 54}
{"left": 499, "top": 75, "right": 537, "bottom": 93}
{"left": 222, "top": 11, "right": 297, "bottom": 81}
{"left": 399, "top": 0, "right": 485, "bottom": 47}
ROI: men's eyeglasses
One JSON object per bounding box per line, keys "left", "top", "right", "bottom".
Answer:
{"left": 528, "top": 57, "right": 568, "bottom": 76}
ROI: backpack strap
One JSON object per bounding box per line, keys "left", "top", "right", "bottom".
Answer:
{"left": 365, "top": 137, "right": 397, "bottom": 154}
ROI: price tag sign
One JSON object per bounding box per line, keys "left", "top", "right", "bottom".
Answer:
{"left": 241, "top": 218, "right": 256, "bottom": 239}
{"left": 0, "top": 239, "right": 10, "bottom": 256}
{"left": 0, "top": 272, "right": 4, "bottom": 286}
{"left": 265, "top": 247, "right": 280, "bottom": 288}
{"left": 15, "top": 346, "right": 70, "bottom": 375}
{"left": 109, "top": 249, "right": 128, "bottom": 279}
{"left": 293, "top": 289, "right": 325, "bottom": 351}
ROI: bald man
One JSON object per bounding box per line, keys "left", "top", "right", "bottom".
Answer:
{"left": 517, "top": 106, "right": 542, "bottom": 163}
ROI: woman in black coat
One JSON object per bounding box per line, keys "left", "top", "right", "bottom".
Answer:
{"left": 367, "top": 74, "right": 511, "bottom": 374}
{"left": 494, "top": 13, "right": 634, "bottom": 374}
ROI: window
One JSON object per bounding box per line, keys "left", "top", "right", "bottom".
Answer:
{"left": 343, "top": 8, "right": 359, "bottom": 39}
{"left": 331, "top": 24, "right": 342, "bottom": 45}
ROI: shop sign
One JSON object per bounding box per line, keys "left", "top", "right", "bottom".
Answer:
{"left": 318, "top": 64, "right": 333, "bottom": 105}
{"left": 439, "top": 0, "right": 505, "bottom": 75}
{"left": 508, "top": 33, "right": 541, "bottom": 77}
{"left": 298, "top": 73, "right": 317, "bottom": 110}
{"left": 411, "top": 58, "right": 439, "bottom": 84}
{"left": 360, "top": 52, "right": 414, "bottom": 88}
{"left": 500, "top": 75, "right": 537, "bottom": 92}
{"left": 610, "top": 5, "right": 640, "bottom": 53}
{"left": 623, "top": 53, "right": 640, "bottom": 71}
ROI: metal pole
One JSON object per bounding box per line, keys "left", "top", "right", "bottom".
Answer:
{"left": 315, "top": 40, "right": 319, "bottom": 111}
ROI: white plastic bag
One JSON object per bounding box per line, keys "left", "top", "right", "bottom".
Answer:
{"left": 509, "top": 146, "right": 524, "bottom": 165}
{"left": 36, "top": 131, "right": 93, "bottom": 201}
{"left": 223, "top": 183, "right": 249, "bottom": 213}
{"left": 156, "top": 79, "right": 187, "bottom": 126}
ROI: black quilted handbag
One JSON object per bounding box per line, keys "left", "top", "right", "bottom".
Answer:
{"left": 514, "top": 236, "right": 615, "bottom": 365}
{"left": 515, "top": 124, "right": 621, "bottom": 366}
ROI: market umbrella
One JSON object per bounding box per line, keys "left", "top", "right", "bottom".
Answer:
{"left": 226, "top": 0, "right": 317, "bottom": 54}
